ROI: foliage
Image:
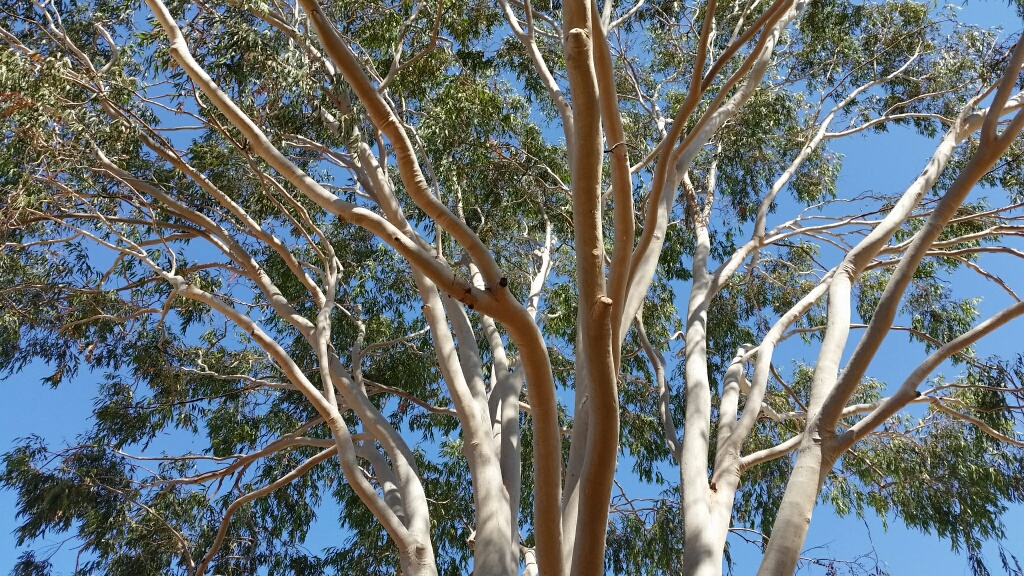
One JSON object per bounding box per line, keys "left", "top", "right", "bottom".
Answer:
{"left": 2, "top": 0, "right": 1024, "bottom": 575}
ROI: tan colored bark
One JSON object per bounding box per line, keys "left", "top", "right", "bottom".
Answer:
{"left": 591, "top": 0, "right": 635, "bottom": 356}
{"left": 561, "top": 0, "right": 618, "bottom": 572}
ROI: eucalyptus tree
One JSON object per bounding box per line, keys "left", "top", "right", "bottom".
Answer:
{"left": 3, "top": 0, "right": 1024, "bottom": 575}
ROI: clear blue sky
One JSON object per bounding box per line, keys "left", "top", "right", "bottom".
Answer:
{"left": 3, "top": 2, "right": 1024, "bottom": 575}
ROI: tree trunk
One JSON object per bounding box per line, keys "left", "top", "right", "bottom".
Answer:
{"left": 399, "top": 540, "right": 440, "bottom": 576}
{"left": 755, "top": 436, "right": 828, "bottom": 576}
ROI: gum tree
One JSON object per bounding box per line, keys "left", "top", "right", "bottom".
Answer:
{"left": 2, "top": 0, "right": 1024, "bottom": 574}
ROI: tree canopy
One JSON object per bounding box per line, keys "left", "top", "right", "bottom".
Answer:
{"left": 2, "top": 0, "right": 1024, "bottom": 574}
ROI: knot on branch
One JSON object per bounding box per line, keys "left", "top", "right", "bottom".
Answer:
{"left": 565, "top": 28, "right": 592, "bottom": 59}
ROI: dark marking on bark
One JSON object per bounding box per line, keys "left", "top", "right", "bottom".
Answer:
{"left": 604, "top": 141, "right": 628, "bottom": 154}
{"left": 499, "top": 276, "right": 508, "bottom": 287}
